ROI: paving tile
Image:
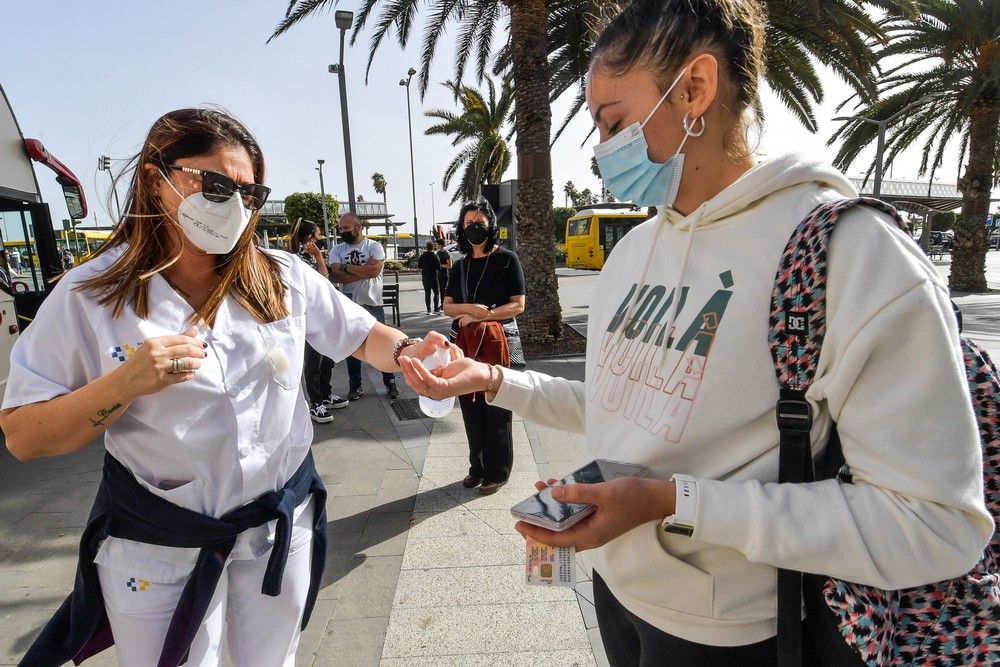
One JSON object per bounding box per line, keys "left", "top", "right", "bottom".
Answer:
{"left": 401, "top": 535, "right": 524, "bottom": 570}
{"left": 372, "top": 469, "right": 419, "bottom": 511}
{"left": 0, "top": 586, "right": 68, "bottom": 662}
{"left": 589, "top": 626, "right": 611, "bottom": 667}
{"left": 294, "top": 598, "right": 337, "bottom": 666}
{"left": 357, "top": 512, "right": 411, "bottom": 557}
{"left": 381, "top": 649, "right": 596, "bottom": 666}
{"left": 393, "top": 565, "right": 574, "bottom": 609}
{"left": 311, "top": 615, "right": 389, "bottom": 667}
{"left": 381, "top": 601, "right": 589, "bottom": 659}
{"left": 328, "top": 555, "right": 403, "bottom": 620}
{"left": 579, "top": 596, "right": 599, "bottom": 630}
{"left": 467, "top": 509, "right": 521, "bottom": 535}
{"left": 407, "top": 510, "right": 500, "bottom": 540}
{"left": 575, "top": 579, "right": 595, "bottom": 605}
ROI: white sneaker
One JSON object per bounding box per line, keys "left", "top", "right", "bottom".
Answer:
{"left": 310, "top": 403, "right": 334, "bottom": 424}
{"left": 324, "top": 394, "right": 349, "bottom": 410}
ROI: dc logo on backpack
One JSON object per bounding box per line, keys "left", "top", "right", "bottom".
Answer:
{"left": 770, "top": 198, "right": 1000, "bottom": 666}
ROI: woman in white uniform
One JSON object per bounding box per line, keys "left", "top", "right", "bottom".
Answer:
{"left": 0, "top": 108, "right": 450, "bottom": 666}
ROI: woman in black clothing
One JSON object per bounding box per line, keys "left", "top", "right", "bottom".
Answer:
{"left": 417, "top": 240, "right": 442, "bottom": 313}
{"left": 443, "top": 201, "right": 525, "bottom": 495}
{"left": 289, "top": 219, "right": 348, "bottom": 422}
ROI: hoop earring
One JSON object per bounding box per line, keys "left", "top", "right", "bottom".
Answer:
{"left": 683, "top": 113, "right": 706, "bottom": 137}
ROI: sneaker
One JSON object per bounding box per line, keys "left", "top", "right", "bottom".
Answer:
{"left": 347, "top": 386, "right": 364, "bottom": 401}
{"left": 385, "top": 383, "right": 400, "bottom": 400}
{"left": 309, "top": 403, "right": 334, "bottom": 424}
{"left": 324, "top": 394, "right": 349, "bottom": 410}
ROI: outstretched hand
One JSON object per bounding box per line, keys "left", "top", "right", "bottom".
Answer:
{"left": 514, "top": 477, "right": 677, "bottom": 551}
{"left": 398, "top": 355, "right": 495, "bottom": 400}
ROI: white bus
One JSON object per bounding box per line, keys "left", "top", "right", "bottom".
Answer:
{"left": 0, "top": 83, "right": 89, "bottom": 404}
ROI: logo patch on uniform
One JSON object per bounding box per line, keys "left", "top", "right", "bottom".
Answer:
{"left": 109, "top": 342, "right": 141, "bottom": 363}
{"left": 126, "top": 577, "right": 151, "bottom": 592}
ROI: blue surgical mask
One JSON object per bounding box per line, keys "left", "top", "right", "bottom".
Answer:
{"left": 593, "top": 66, "right": 702, "bottom": 208}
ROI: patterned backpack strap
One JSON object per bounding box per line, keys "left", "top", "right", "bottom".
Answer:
{"left": 769, "top": 197, "right": 905, "bottom": 394}
{"left": 771, "top": 197, "right": 905, "bottom": 667}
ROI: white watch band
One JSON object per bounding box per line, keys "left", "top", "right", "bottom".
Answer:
{"left": 661, "top": 474, "right": 698, "bottom": 536}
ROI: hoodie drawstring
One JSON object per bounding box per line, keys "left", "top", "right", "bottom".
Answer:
{"left": 657, "top": 205, "right": 705, "bottom": 365}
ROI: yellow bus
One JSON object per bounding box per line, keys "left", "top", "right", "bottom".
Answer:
{"left": 58, "top": 229, "right": 112, "bottom": 261}
{"left": 565, "top": 208, "right": 650, "bottom": 270}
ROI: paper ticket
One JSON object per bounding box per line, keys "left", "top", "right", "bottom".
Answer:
{"left": 525, "top": 537, "right": 576, "bottom": 587}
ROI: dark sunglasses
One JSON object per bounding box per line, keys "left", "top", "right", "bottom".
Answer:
{"left": 165, "top": 165, "right": 271, "bottom": 211}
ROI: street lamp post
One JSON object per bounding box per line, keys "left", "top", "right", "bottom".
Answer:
{"left": 833, "top": 93, "right": 947, "bottom": 199}
{"left": 328, "top": 10, "right": 357, "bottom": 214}
{"left": 429, "top": 181, "right": 436, "bottom": 233}
{"left": 316, "top": 159, "right": 330, "bottom": 241}
{"left": 400, "top": 68, "right": 418, "bottom": 250}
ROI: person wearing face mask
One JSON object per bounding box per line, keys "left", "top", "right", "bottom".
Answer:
{"left": 400, "top": 0, "right": 991, "bottom": 663}
{"left": 289, "top": 219, "right": 349, "bottom": 422}
{"left": 441, "top": 200, "right": 525, "bottom": 495}
{"left": 0, "top": 108, "right": 456, "bottom": 666}
{"left": 328, "top": 212, "right": 400, "bottom": 401}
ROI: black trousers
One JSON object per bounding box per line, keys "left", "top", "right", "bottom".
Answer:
{"left": 594, "top": 571, "right": 782, "bottom": 667}
{"left": 458, "top": 392, "right": 513, "bottom": 483}
{"left": 437, "top": 269, "right": 449, "bottom": 296}
{"left": 303, "top": 342, "right": 334, "bottom": 406}
{"left": 421, "top": 273, "right": 440, "bottom": 311}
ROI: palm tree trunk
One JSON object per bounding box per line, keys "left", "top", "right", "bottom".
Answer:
{"left": 505, "top": 0, "right": 562, "bottom": 341}
{"left": 950, "top": 104, "right": 999, "bottom": 293}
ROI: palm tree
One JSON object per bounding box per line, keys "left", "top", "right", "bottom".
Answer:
{"left": 270, "top": 0, "right": 912, "bottom": 339}
{"left": 564, "top": 181, "right": 577, "bottom": 207}
{"left": 830, "top": 0, "right": 999, "bottom": 292}
{"left": 271, "top": 0, "right": 564, "bottom": 340}
{"left": 503, "top": 0, "right": 914, "bottom": 142}
{"left": 372, "top": 172, "right": 387, "bottom": 204}
{"left": 424, "top": 79, "right": 513, "bottom": 205}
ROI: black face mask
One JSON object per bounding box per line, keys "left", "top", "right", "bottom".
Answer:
{"left": 338, "top": 230, "right": 357, "bottom": 244}
{"left": 464, "top": 224, "right": 490, "bottom": 246}
{"left": 316, "top": 238, "right": 327, "bottom": 251}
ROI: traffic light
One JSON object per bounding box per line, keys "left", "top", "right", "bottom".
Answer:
{"left": 98, "top": 155, "right": 111, "bottom": 171}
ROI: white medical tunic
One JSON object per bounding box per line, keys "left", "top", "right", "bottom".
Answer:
{"left": 3, "top": 246, "right": 376, "bottom": 580}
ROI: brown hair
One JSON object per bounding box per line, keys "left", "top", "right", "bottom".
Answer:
{"left": 591, "top": 0, "right": 766, "bottom": 156}
{"left": 78, "top": 108, "right": 288, "bottom": 324}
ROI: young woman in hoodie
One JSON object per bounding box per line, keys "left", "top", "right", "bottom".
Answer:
{"left": 400, "top": 0, "right": 992, "bottom": 663}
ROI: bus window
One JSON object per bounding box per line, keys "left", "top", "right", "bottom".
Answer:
{"left": 0, "top": 210, "right": 45, "bottom": 293}
{"left": 568, "top": 218, "right": 592, "bottom": 236}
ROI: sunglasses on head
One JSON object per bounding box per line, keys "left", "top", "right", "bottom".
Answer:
{"left": 165, "top": 164, "right": 271, "bottom": 211}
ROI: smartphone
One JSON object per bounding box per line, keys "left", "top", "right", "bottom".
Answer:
{"left": 510, "top": 459, "right": 649, "bottom": 531}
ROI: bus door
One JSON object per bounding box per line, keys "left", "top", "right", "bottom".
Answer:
{"left": 0, "top": 201, "right": 62, "bottom": 327}
{"left": 600, "top": 218, "right": 627, "bottom": 259}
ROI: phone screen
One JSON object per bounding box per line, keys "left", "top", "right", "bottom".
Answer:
{"left": 510, "top": 460, "right": 647, "bottom": 528}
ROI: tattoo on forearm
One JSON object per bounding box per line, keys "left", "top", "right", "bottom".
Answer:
{"left": 90, "top": 402, "right": 123, "bottom": 428}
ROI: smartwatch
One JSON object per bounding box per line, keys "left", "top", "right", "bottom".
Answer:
{"left": 661, "top": 474, "right": 698, "bottom": 537}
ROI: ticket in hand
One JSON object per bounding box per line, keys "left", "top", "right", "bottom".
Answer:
{"left": 525, "top": 537, "right": 576, "bottom": 587}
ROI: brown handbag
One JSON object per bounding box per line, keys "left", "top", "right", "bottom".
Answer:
{"left": 455, "top": 320, "right": 510, "bottom": 367}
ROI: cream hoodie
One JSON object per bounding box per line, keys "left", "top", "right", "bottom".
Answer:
{"left": 492, "top": 155, "right": 992, "bottom": 646}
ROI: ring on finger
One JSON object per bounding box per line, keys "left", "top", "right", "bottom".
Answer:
{"left": 171, "top": 357, "right": 184, "bottom": 374}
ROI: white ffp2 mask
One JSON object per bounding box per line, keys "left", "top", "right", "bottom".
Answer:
{"left": 162, "top": 172, "right": 252, "bottom": 254}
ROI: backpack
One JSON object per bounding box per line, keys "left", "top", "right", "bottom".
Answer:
{"left": 770, "top": 198, "right": 1000, "bottom": 666}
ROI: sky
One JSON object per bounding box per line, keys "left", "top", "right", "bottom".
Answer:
{"left": 0, "top": 1, "right": 980, "bottom": 234}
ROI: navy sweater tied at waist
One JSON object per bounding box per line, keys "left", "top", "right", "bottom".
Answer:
{"left": 21, "top": 450, "right": 327, "bottom": 667}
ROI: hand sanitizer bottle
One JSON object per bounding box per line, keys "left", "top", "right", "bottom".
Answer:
{"left": 418, "top": 346, "right": 455, "bottom": 418}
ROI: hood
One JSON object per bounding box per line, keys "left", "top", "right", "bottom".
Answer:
{"left": 662, "top": 153, "right": 857, "bottom": 231}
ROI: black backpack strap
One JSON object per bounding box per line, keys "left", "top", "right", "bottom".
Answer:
{"left": 769, "top": 197, "right": 905, "bottom": 666}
